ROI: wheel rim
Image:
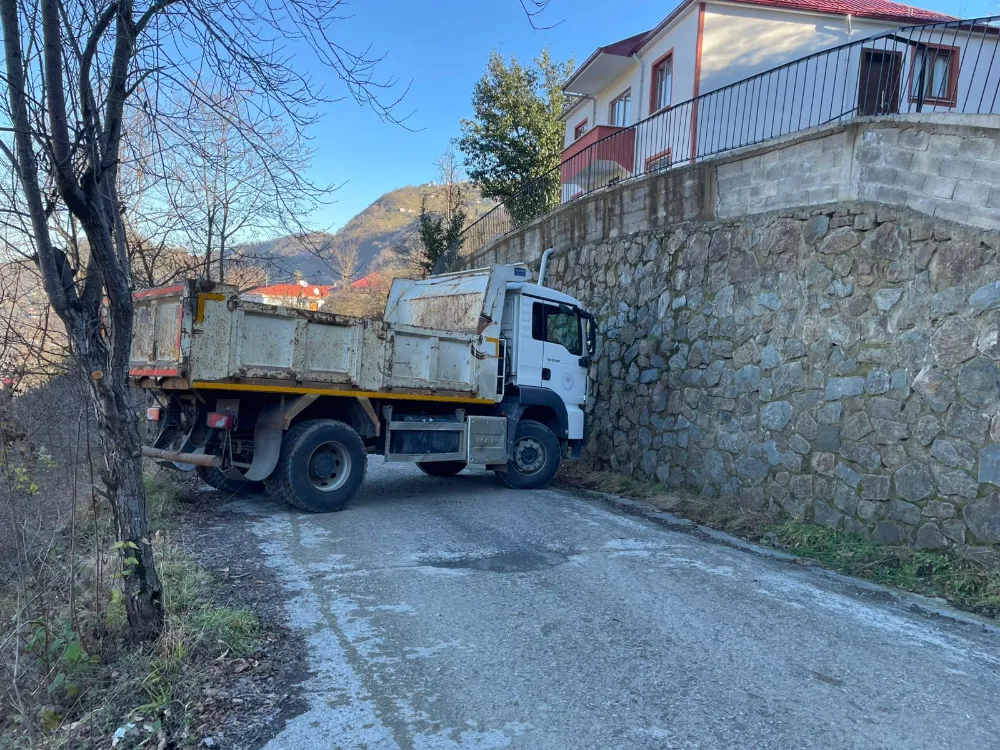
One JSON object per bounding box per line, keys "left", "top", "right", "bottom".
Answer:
{"left": 307, "top": 441, "right": 351, "bottom": 492}
{"left": 513, "top": 436, "right": 546, "bottom": 475}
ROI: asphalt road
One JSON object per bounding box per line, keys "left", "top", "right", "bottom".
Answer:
{"left": 238, "top": 458, "right": 1000, "bottom": 750}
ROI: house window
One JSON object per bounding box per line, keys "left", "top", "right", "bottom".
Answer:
{"left": 645, "top": 149, "right": 672, "bottom": 173}
{"left": 910, "top": 44, "right": 959, "bottom": 107}
{"left": 609, "top": 89, "right": 631, "bottom": 127}
{"left": 574, "top": 119, "right": 589, "bottom": 141}
{"left": 651, "top": 52, "right": 673, "bottom": 113}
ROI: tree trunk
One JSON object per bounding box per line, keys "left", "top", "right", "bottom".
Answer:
{"left": 79, "top": 219, "right": 163, "bottom": 640}
{"left": 85, "top": 352, "right": 163, "bottom": 639}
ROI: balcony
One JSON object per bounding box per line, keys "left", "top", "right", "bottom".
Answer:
{"left": 560, "top": 126, "right": 636, "bottom": 199}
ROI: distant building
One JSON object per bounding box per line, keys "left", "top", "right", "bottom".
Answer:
{"left": 246, "top": 279, "right": 338, "bottom": 311}
{"left": 351, "top": 273, "right": 385, "bottom": 290}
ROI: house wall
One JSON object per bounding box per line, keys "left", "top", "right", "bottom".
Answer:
{"left": 699, "top": 4, "right": 894, "bottom": 93}
{"left": 595, "top": 66, "right": 640, "bottom": 128}
{"left": 632, "top": 6, "right": 703, "bottom": 169}
{"left": 564, "top": 101, "right": 592, "bottom": 147}
{"left": 560, "top": 5, "right": 701, "bottom": 152}
{"left": 696, "top": 9, "right": 1000, "bottom": 158}
{"left": 564, "top": 7, "right": 999, "bottom": 164}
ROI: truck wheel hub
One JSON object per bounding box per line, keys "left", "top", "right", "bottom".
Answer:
{"left": 307, "top": 442, "right": 350, "bottom": 492}
{"left": 513, "top": 437, "right": 545, "bottom": 474}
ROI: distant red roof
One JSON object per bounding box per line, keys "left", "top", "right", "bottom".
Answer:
{"left": 351, "top": 273, "right": 384, "bottom": 290}
{"left": 253, "top": 283, "right": 335, "bottom": 299}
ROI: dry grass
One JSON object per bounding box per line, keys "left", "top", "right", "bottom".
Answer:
{"left": 1, "top": 472, "right": 265, "bottom": 750}
{"left": 557, "top": 462, "right": 1000, "bottom": 618}
{"left": 1, "top": 373, "right": 265, "bottom": 749}
{"left": 557, "top": 462, "right": 773, "bottom": 538}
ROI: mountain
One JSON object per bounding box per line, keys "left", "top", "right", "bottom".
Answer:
{"left": 241, "top": 182, "right": 494, "bottom": 284}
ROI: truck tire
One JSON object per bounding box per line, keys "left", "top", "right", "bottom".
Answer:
{"left": 196, "top": 466, "right": 265, "bottom": 495}
{"left": 265, "top": 419, "right": 367, "bottom": 513}
{"left": 416, "top": 461, "right": 467, "bottom": 477}
{"left": 497, "top": 420, "right": 561, "bottom": 490}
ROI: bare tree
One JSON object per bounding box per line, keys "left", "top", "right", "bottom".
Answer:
{"left": 158, "top": 84, "right": 322, "bottom": 283}
{"left": 0, "top": 0, "right": 407, "bottom": 639}
{"left": 435, "top": 146, "right": 465, "bottom": 225}
{"left": 0, "top": 0, "right": 557, "bottom": 639}
{"left": 328, "top": 241, "right": 364, "bottom": 287}
{"left": 391, "top": 147, "right": 469, "bottom": 276}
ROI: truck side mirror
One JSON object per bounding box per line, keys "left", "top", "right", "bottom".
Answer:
{"left": 583, "top": 313, "right": 597, "bottom": 356}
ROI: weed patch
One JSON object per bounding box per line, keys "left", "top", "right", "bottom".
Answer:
{"left": 773, "top": 521, "right": 1000, "bottom": 617}
{"left": 1, "top": 470, "right": 265, "bottom": 749}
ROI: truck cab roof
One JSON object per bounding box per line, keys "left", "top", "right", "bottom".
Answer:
{"left": 506, "top": 282, "right": 583, "bottom": 308}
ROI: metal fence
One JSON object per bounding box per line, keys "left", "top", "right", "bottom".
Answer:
{"left": 458, "top": 16, "right": 1000, "bottom": 259}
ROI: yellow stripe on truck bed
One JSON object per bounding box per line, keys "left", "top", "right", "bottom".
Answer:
{"left": 191, "top": 381, "right": 495, "bottom": 404}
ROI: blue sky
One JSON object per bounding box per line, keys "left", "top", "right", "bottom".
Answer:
{"left": 303, "top": 0, "right": 992, "bottom": 234}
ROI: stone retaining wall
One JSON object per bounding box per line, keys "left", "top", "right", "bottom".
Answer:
{"left": 548, "top": 202, "right": 1000, "bottom": 552}
{"left": 463, "top": 115, "right": 1000, "bottom": 552}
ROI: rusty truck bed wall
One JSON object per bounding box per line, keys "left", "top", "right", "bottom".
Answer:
{"left": 130, "top": 273, "right": 509, "bottom": 402}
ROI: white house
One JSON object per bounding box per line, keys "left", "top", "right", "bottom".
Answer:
{"left": 557, "top": 0, "right": 990, "bottom": 200}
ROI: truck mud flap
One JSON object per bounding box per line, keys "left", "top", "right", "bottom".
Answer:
{"left": 245, "top": 402, "right": 283, "bottom": 481}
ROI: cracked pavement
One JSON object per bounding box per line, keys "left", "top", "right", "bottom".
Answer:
{"left": 230, "top": 458, "right": 1000, "bottom": 749}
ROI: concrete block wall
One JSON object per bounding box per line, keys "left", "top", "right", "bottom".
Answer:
{"left": 716, "top": 130, "right": 849, "bottom": 218}
{"left": 460, "top": 115, "right": 1000, "bottom": 270}
{"left": 856, "top": 121, "right": 1000, "bottom": 232}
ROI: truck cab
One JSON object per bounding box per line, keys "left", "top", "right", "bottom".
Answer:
{"left": 501, "top": 280, "right": 593, "bottom": 449}
{"left": 134, "top": 262, "right": 596, "bottom": 512}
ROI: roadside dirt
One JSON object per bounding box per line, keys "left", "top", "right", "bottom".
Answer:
{"left": 166, "top": 478, "right": 308, "bottom": 749}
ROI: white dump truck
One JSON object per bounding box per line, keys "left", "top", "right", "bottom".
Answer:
{"left": 130, "top": 260, "right": 596, "bottom": 512}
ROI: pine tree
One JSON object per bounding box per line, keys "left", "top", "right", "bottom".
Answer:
{"left": 458, "top": 50, "right": 573, "bottom": 225}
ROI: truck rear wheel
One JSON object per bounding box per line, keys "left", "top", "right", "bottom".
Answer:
{"left": 497, "top": 420, "right": 561, "bottom": 490}
{"left": 416, "top": 461, "right": 467, "bottom": 478}
{"left": 196, "top": 466, "right": 265, "bottom": 495}
{"left": 265, "top": 419, "right": 367, "bottom": 513}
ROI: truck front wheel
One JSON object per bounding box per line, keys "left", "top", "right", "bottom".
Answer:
{"left": 265, "top": 420, "right": 367, "bottom": 512}
{"left": 497, "top": 420, "right": 561, "bottom": 490}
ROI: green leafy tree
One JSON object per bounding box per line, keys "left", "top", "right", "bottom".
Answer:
{"left": 458, "top": 50, "right": 573, "bottom": 225}
{"left": 418, "top": 195, "right": 466, "bottom": 276}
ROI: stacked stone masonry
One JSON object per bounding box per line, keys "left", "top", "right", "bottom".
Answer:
{"left": 463, "top": 116, "right": 1000, "bottom": 553}
{"left": 550, "top": 203, "right": 1000, "bottom": 553}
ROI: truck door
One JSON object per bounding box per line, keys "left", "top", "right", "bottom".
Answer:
{"left": 531, "top": 301, "right": 587, "bottom": 413}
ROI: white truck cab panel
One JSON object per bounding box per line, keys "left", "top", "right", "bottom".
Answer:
{"left": 501, "top": 281, "right": 593, "bottom": 442}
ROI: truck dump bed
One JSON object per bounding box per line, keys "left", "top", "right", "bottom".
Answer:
{"left": 129, "top": 266, "right": 522, "bottom": 402}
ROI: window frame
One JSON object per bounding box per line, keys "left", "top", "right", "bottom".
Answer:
{"left": 531, "top": 302, "right": 583, "bottom": 357}
{"left": 649, "top": 49, "right": 675, "bottom": 115}
{"left": 609, "top": 88, "right": 632, "bottom": 127}
{"left": 573, "top": 118, "right": 589, "bottom": 141}
{"left": 644, "top": 148, "right": 673, "bottom": 173}
{"left": 908, "top": 42, "right": 959, "bottom": 108}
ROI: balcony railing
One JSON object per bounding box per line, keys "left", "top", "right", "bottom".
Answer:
{"left": 456, "top": 15, "right": 1000, "bottom": 261}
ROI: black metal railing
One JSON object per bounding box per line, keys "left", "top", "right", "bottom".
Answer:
{"left": 458, "top": 16, "right": 1000, "bottom": 260}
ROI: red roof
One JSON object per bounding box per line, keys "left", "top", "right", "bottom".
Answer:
{"left": 253, "top": 283, "right": 335, "bottom": 299}
{"left": 570, "top": 0, "right": 955, "bottom": 89}
{"left": 599, "top": 30, "right": 653, "bottom": 58}
{"left": 351, "top": 273, "right": 384, "bottom": 290}
{"left": 731, "top": 0, "right": 953, "bottom": 23}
